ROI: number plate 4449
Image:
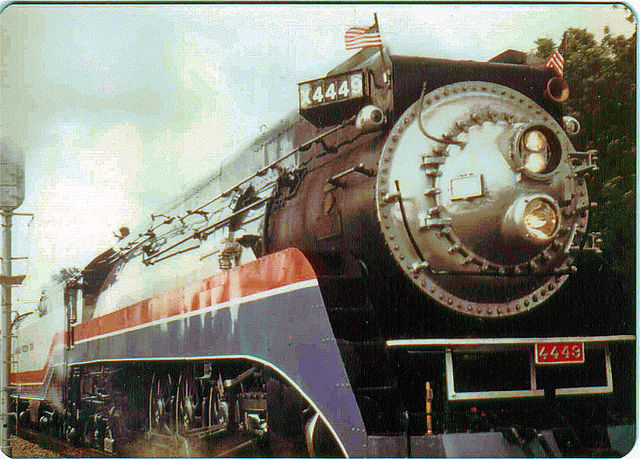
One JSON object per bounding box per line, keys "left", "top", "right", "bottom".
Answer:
{"left": 535, "top": 342, "right": 585, "bottom": 365}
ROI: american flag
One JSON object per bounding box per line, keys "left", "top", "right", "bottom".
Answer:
{"left": 344, "top": 23, "right": 382, "bottom": 50}
{"left": 545, "top": 37, "right": 565, "bottom": 77}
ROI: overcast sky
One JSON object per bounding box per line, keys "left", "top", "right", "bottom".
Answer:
{"left": 0, "top": 3, "right": 635, "bottom": 311}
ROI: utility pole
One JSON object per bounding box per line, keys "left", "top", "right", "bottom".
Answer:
{"left": 2, "top": 210, "right": 14, "bottom": 456}
{"left": 0, "top": 139, "right": 25, "bottom": 456}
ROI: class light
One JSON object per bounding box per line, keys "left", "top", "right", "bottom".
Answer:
{"left": 523, "top": 198, "right": 558, "bottom": 240}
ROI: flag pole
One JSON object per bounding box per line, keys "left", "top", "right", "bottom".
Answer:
{"left": 374, "top": 13, "right": 392, "bottom": 73}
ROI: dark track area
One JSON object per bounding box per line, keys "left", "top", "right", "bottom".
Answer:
{"left": 13, "top": 428, "right": 109, "bottom": 458}
{"left": 13, "top": 427, "right": 269, "bottom": 458}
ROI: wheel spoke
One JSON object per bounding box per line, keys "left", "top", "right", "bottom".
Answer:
{"left": 149, "top": 373, "right": 175, "bottom": 434}
{"left": 177, "top": 372, "right": 202, "bottom": 434}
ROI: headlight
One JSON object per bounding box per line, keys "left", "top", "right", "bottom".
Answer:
{"left": 514, "top": 125, "right": 564, "bottom": 177}
{"left": 523, "top": 198, "right": 558, "bottom": 240}
{"left": 523, "top": 152, "right": 548, "bottom": 174}
{"left": 501, "top": 194, "right": 561, "bottom": 246}
{"left": 523, "top": 130, "right": 547, "bottom": 152}
{"left": 522, "top": 129, "right": 548, "bottom": 173}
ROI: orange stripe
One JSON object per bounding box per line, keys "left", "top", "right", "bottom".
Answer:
{"left": 12, "top": 249, "right": 317, "bottom": 384}
{"left": 12, "top": 331, "right": 65, "bottom": 385}
{"left": 74, "top": 248, "right": 316, "bottom": 343}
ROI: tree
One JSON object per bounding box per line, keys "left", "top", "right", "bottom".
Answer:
{"left": 36, "top": 267, "right": 81, "bottom": 316}
{"left": 51, "top": 267, "right": 80, "bottom": 285}
{"left": 533, "top": 37, "right": 556, "bottom": 59}
{"left": 534, "top": 25, "right": 636, "bottom": 299}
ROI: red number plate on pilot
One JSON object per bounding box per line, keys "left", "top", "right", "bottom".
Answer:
{"left": 535, "top": 342, "right": 585, "bottom": 365}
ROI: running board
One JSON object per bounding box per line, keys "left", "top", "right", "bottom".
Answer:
{"left": 387, "top": 335, "right": 635, "bottom": 401}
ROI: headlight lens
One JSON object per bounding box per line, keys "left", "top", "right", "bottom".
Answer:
{"left": 523, "top": 198, "right": 558, "bottom": 240}
{"left": 523, "top": 152, "right": 548, "bottom": 174}
{"left": 522, "top": 129, "right": 548, "bottom": 174}
{"left": 523, "top": 130, "right": 547, "bottom": 152}
{"left": 514, "top": 125, "right": 562, "bottom": 178}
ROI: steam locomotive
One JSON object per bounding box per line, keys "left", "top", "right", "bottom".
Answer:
{"left": 12, "top": 44, "right": 635, "bottom": 457}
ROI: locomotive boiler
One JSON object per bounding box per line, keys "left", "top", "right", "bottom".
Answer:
{"left": 11, "top": 45, "right": 635, "bottom": 457}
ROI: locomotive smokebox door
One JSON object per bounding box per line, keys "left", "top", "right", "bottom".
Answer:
{"left": 376, "top": 81, "right": 589, "bottom": 318}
